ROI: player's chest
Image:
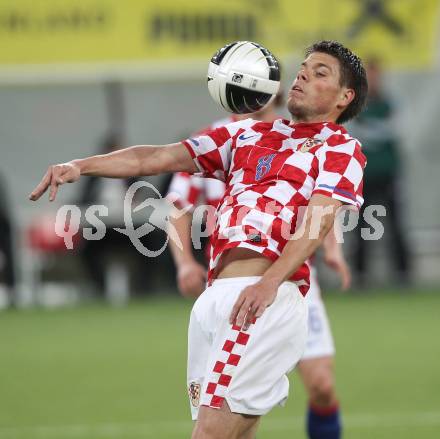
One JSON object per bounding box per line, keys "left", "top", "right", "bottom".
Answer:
{"left": 229, "top": 136, "right": 322, "bottom": 185}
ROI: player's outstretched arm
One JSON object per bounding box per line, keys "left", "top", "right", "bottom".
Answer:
{"left": 29, "top": 142, "right": 197, "bottom": 202}
{"left": 230, "top": 195, "right": 343, "bottom": 330}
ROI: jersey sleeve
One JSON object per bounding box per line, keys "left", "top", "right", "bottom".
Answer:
{"left": 312, "top": 135, "right": 366, "bottom": 209}
{"left": 166, "top": 172, "right": 204, "bottom": 212}
{"left": 182, "top": 119, "right": 251, "bottom": 181}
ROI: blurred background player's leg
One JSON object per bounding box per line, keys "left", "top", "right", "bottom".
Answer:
{"left": 299, "top": 357, "right": 340, "bottom": 439}
{"left": 350, "top": 58, "right": 412, "bottom": 288}
{"left": 384, "top": 177, "right": 411, "bottom": 285}
{"left": 298, "top": 268, "right": 341, "bottom": 439}
{"left": 354, "top": 174, "right": 411, "bottom": 288}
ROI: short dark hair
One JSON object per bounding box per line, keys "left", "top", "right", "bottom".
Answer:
{"left": 305, "top": 40, "right": 368, "bottom": 124}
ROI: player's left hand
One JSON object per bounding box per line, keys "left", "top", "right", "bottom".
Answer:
{"left": 177, "top": 260, "right": 206, "bottom": 298}
{"left": 324, "top": 250, "right": 351, "bottom": 291}
{"left": 229, "top": 278, "right": 279, "bottom": 331}
{"left": 29, "top": 162, "right": 81, "bottom": 202}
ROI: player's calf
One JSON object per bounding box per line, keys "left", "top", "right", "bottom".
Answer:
{"left": 298, "top": 357, "right": 337, "bottom": 407}
{"left": 298, "top": 357, "right": 341, "bottom": 439}
{"left": 308, "top": 370, "right": 337, "bottom": 407}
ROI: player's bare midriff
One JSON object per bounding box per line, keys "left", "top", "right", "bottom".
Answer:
{"left": 215, "top": 248, "right": 272, "bottom": 279}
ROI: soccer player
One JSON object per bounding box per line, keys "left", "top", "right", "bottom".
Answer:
{"left": 168, "top": 131, "right": 350, "bottom": 439}
{"left": 29, "top": 41, "right": 367, "bottom": 439}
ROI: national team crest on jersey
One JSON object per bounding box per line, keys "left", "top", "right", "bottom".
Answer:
{"left": 188, "top": 381, "right": 201, "bottom": 407}
{"left": 299, "top": 138, "right": 323, "bottom": 153}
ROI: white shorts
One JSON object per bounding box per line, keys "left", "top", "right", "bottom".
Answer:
{"left": 301, "top": 268, "right": 336, "bottom": 361}
{"left": 187, "top": 276, "right": 307, "bottom": 420}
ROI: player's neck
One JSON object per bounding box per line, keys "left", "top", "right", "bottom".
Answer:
{"left": 253, "top": 109, "right": 278, "bottom": 122}
{"left": 291, "top": 108, "right": 340, "bottom": 125}
{"left": 262, "top": 111, "right": 279, "bottom": 122}
{"left": 291, "top": 114, "right": 338, "bottom": 126}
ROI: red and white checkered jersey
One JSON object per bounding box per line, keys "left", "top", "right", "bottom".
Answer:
{"left": 167, "top": 116, "right": 237, "bottom": 257}
{"left": 182, "top": 118, "right": 366, "bottom": 295}
{"left": 168, "top": 115, "right": 236, "bottom": 211}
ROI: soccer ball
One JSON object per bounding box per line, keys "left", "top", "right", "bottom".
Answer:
{"left": 207, "top": 41, "right": 281, "bottom": 114}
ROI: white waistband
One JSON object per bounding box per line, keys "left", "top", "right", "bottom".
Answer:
{"left": 211, "top": 276, "right": 297, "bottom": 289}
{"left": 211, "top": 276, "right": 262, "bottom": 286}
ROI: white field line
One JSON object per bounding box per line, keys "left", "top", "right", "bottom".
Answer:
{"left": 0, "top": 411, "right": 439, "bottom": 438}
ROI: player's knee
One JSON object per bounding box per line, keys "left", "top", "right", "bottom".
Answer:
{"left": 192, "top": 421, "right": 218, "bottom": 439}
{"left": 192, "top": 415, "right": 228, "bottom": 439}
{"left": 309, "top": 373, "right": 336, "bottom": 406}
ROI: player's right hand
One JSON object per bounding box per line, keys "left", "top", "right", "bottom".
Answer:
{"left": 29, "top": 162, "right": 81, "bottom": 202}
{"left": 177, "top": 260, "right": 206, "bottom": 298}
{"left": 229, "top": 278, "right": 279, "bottom": 331}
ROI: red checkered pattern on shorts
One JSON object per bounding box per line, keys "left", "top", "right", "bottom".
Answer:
{"left": 183, "top": 118, "right": 366, "bottom": 295}
{"left": 201, "top": 321, "right": 256, "bottom": 409}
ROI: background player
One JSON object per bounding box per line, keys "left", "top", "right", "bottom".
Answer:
{"left": 349, "top": 58, "right": 411, "bottom": 287}
{"left": 29, "top": 41, "right": 367, "bottom": 439}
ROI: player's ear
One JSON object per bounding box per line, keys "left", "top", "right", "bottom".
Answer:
{"left": 337, "top": 88, "right": 355, "bottom": 111}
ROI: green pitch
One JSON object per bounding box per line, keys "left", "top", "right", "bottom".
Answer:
{"left": 1, "top": 289, "right": 439, "bottom": 439}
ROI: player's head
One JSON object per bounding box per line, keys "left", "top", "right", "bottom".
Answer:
{"left": 288, "top": 40, "right": 368, "bottom": 124}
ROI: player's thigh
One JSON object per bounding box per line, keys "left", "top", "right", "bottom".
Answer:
{"left": 187, "top": 290, "right": 216, "bottom": 417}
{"left": 188, "top": 303, "right": 212, "bottom": 379}
{"left": 221, "top": 281, "right": 307, "bottom": 415}
{"left": 192, "top": 401, "right": 260, "bottom": 439}
{"left": 189, "top": 278, "right": 307, "bottom": 421}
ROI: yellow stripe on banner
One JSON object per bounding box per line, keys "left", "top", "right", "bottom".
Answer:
{"left": 0, "top": 0, "right": 438, "bottom": 68}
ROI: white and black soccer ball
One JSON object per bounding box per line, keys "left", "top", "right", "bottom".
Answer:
{"left": 207, "top": 41, "right": 281, "bottom": 114}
